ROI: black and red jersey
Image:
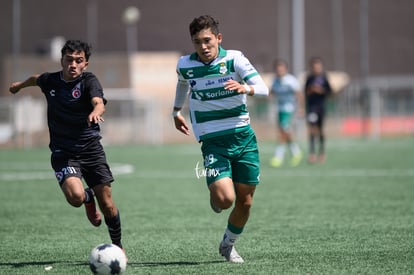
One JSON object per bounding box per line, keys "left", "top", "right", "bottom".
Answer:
{"left": 37, "top": 71, "right": 105, "bottom": 154}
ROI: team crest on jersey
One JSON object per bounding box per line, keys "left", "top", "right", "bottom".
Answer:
{"left": 55, "top": 171, "right": 64, "bottom": 182}
{"left": 219, "top": 62, "right": 228, "bottom": 74}
{"left": 72, "top": 83, "right": 81, "bottom": 99}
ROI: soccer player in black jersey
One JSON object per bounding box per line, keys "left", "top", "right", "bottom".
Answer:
{"left": 9, "top": 40, "right": 125, "bottom": 254}
{"left": 304, "top": 57, "right": 332, "bottom": 163}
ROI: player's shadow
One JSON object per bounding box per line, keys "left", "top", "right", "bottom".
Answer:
{"left": 0, "top": 260, "right": 224, "bottom": 270}
{"left": 0, "top": 260, "right": 87, "bottom": 268}
{"left": 129, "top": 260, "right": 224, "bottom": 267}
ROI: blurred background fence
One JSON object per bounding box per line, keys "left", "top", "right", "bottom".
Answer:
{"left": 1, "top": 0, "right": 414, "bottom": 148}
{"left": 2, "top": 73, "right": 413, "bottom": 148}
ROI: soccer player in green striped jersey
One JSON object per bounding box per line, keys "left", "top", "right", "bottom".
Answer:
{"left": 172, "top": 15, "right": 268, "bottom": 263}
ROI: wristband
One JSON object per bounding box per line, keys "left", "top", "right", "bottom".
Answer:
{"left": 172, "top": 110, "right": 181, "bottom": 117}
{"left": 243, "top": 84, "right": 252, "bottom": 95}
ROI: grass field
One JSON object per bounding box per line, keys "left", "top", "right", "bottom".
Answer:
{"left": 1, "top": 137, "right": 413, "bottom": 274}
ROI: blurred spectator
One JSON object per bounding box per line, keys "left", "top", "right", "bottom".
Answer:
{"left": 304, "top": 57, "right": 332, "bottom": 163}
{"left": 269, "top": 60, "right": 304, "bottom": 167}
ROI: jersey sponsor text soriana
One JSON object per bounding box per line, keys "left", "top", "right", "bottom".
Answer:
{"left": 176, "top": 47, "right": 261, "bottom": 141}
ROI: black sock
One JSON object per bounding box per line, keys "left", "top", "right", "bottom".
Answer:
{"left": 319, "top": 134, "right": 325, "bottom": 155}
{"left": 309, "top": 134, "right": 316, "bottom": 154}
{"left": 105, "top": 210, "right": 122, "bottom": 248}
{"left": 84, "top": 189, "right": 93, "bottom": 204}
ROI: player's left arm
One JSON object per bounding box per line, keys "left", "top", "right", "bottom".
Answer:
{"left": 88, "top": 96, "right": 105, "bottom": 126}
{"left": 172, "top": 80, "right": 191, "bottom": 136}
{"left": 225, "top": 53, "right": 269, "bottom": 96}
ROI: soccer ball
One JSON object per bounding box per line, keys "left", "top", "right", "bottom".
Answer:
{"left": 88, "top": 244, "right": 127, "bottom": 274}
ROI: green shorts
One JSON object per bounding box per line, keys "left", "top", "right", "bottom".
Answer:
{"left": 278, "top": 111, "right": 294, "bottom": 130}
{"left": 200, "top": 127, "right": 260, "bottom": 186}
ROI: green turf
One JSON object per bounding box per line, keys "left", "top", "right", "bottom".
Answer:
{"left": 1, "top": 137, "right": 413, "bottom": 274}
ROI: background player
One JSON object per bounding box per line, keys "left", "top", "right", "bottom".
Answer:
{"left": 269, "top": 60, "right": 304, "bottom": 167}
{"left": 304, "top": 57, "right": 332, "bottom": 163}
{"left": 9, "top": 40, "right": 124, "bottom": 253}
{"left": 172, "top": 15, "right": 268, "bottom": 263}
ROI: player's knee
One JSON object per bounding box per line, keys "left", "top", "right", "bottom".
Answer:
{"left": 95, "top": 196, "right": 116, "bottom": 217}
{"left": 216, "top": 195, "right": 234, "bottom": 209}
{"left": 235, "top": 199, "right": 253, "bottom": 214}
{"left": 222, "top": 198, "right": 234, "bottom": 209}
{"left": 66, "top": 193, "right": 84, "bottom": 207}
{"left": 100, "top": 202, "right": 116, "bottom": 217}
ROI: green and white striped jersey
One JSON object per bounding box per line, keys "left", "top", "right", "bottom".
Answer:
{"left": 176, "top": 47, "right": 268, "bottom": 141}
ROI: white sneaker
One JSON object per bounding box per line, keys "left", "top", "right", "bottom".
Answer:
{"left": 219, "top": 241, "right": 244, "bottom": 263}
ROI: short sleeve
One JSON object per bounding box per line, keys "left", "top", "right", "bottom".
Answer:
{"left": 233, "top": 51, "right": 259, "bottom": 82}
{"left": 83, "top": 73, "right": 104, "bottom": 98}
{"left": 36, "top": 72, "right": 50, "bottom": 93}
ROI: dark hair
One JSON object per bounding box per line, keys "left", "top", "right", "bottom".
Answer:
{"left": 309, "top": 56, "right": 323, "bottom": 66}
{"left": 273, "top": 59, "right": 288, "bottom": 69}
{"left": 61, "top": 40, "right": 92, "bottom": 61}
{"left": 189, "top": 15, "right": 220, "bottom": 37}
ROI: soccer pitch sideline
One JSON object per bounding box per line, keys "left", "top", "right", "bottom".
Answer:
{"left": 0, "top": 137, "right": 413, "bottom": 274}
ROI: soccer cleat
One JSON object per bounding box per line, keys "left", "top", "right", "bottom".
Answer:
{"left": 210, "top": 198, "right": 222, "bottom": 213}
{"left": 112, "top": 243, "right": 127, "bottom": 262}
{"left": 308, "top": 154, "right": 317, "bottom": 164}
{"left": 290, "top": 152, "right": 303, "bottom": 167}
{"left": 123, "top": 249, "right": 128, "bottom": 263}
{"left": 84, "top": 188, "right": 102, "bottom": 227}
{"left": 270, "top": 157, "right": 283, "bottom": 168}
{"left": 318, "top": 154, "right": 326, "bottom": 163}
{"left": 219, "top": 241, "right": 244, "bottom": 263}
{"left": 120, "top": 247, "right": 128, "bottom": 263}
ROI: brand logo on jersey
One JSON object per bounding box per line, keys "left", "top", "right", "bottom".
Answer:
{"left": 219, "top": 63, "right": 228, "bottom": 74}
{"left": 206, "top": 80, "right": 215, "bottom": 86}
{"left": 186, "top": 69, "right": 194, "bottom": 78}
{"left": 191, "top": 89, "right": 236, "bottom": 101}
{"left": 193, "top": 91, "right": 203, "bottom": 100}
{"left": 218, "top": 76, "right": 233, "bottom": 84}
{"left": 49, "top": 90, "right": 56, "bottom": 96}
{"left": 72, "top": 83, "right": 81, "bottom": 99}
{"left": 190, "top": 80, "right": 197, "bottom": 87}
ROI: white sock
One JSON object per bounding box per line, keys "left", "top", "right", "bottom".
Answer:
{"left": 223, "top": 228, "right": 240, "bottom": 246}
{"left": 289, "top": 143, "right": 301, "bottom": 156}
{"left": 274, "top": 145, "right": 286, "bottom": 159}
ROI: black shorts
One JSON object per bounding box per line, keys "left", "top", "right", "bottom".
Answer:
{"left": 306, "top": 106, "right": 325, "bottom": 128}
{"left": 51, "top": 143, "right": 114, "bottom": 187}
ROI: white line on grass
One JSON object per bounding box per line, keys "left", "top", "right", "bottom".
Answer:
{"left": 267, "top": 169, "right": 414, "bottom": 177}
{"left": 128, "top": 168, "right": 414, "bottom": 179}
{"left": 1, "top": 166, "right": 413, "bottom": 181}
{"left": 0, "top": 163, "right": 135, "bottom": 181}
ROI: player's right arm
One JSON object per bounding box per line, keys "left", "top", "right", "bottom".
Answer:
{"left": 9, "top": 74, "right": 40, "bottom": 94}
{"left": 173, "top": 79, "right": 190, "bottom": 136}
